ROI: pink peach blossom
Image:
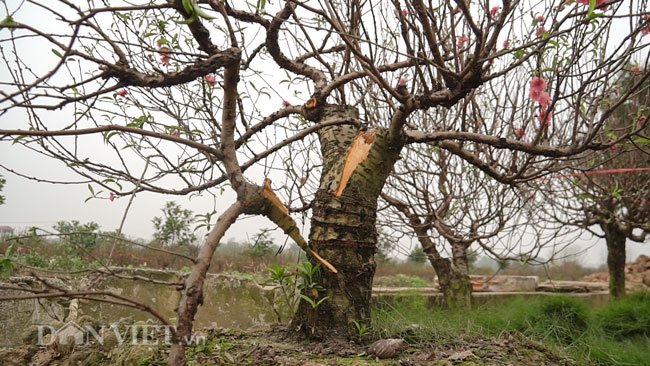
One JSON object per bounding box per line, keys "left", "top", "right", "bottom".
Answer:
{"left": 631, "top": 66, "right": 642, "bottom": 75}
{"left": 117, "top": 89, "right": 128, "bottom": 97}
{"left": 402, "top": 9, "right": 407, "bottom": 16}
{"left": 529, "top": 77, "right": 547, "bottom": 102}
{"left": 638, "top": 116, "right": 647, "bottom": 127}
{"left": 503, "top": 39, "right": 510, "bottom": 48}
{"left": 536, "top": 26, "right": 547, "bottom": 37}
{"left": 171, "top": 129, "right": 180, "bottom": 137}
{"left": 204, "top": 75, "right": 216, "bottom": 86}
{"left": 530, "top": 77, "right": 547, "bottom": 92}
{"left": 529, "top": 88, "right": 543, "bottom": 102}
{"left": 398, "top": 77, "right": 407, "bottom": 86}
{"left": 515, "top": 128, "right": 526, "bottom": 138}
{"left": 159, "top": 47, "right": 171, "bottom": 64}
{"left": 109, "top": 192, "right": 115, "bottom": 202}
{"left": 610, "top": 139, "right": 617, "bottom": 150}
{"left": 538, "top": 92, "right": 551, "bottom": 109}
{"left": 538, "top": 108, "right": 553, "bottom": 126}
{"left": 457, "top": 36, "right": 469, "bottom": 48}
{"left": 490, "top": 7, "right": 500, "bottom": 17}
{"left": 535, "top": 15, "right": 545, "bottom": 22}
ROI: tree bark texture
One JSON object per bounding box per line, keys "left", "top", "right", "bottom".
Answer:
{"left": 602, "top": 222, "right": 627, "bottom": 300}
{"left": 168, "top": 202, "right": 244, "bottom": 366}
{"left": 430, "top": 245, "right": 472, "bottom": 311}
{"left": 418, "top": 234, "right": 472, "bottom": 310}
{"left": 293, "top": 105, "right": 403, "bottom": 339}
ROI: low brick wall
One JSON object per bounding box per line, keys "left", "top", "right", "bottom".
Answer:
{"left": 471, "top": 275, "right": 539, "bottom": 292}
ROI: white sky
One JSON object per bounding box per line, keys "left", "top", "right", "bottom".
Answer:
{"left": 0, "top": 1, "right": 648, "bottom": 268}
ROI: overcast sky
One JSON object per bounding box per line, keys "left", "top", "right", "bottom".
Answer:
{"left": 1, "top": 1, "right": 648, "bottom": 268}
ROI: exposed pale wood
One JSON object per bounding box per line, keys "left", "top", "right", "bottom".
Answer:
{"left": 260, "top": 179, "right": 338, "bottom": 274}
{"left": 261, "top": 178, "right": 289, "bottom": 215}
{"left": 334, "top": 130, "right": 376, "bottom": 196}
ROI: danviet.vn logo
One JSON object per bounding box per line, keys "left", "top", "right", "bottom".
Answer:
{"left": 36, "top": 321, "right": 206, "bottom": 346}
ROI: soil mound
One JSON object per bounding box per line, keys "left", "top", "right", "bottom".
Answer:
{"left": 583, "top": 255, "right": 650, "bottom": 287}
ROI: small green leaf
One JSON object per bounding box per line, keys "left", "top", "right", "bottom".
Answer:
{"left": 193, "top": 2, "right": 216, "bottom": 20}
{"left": 632, "top": 138, "right": 650, "bottom": 144}
{"left": 176, "top": 13, "right": 198, "bottom": 24}
{"left": 182, "top": 0, "right": 194, "bottom": 14}
{"left": 103, "top": 131, "right": 119, "bottom": 143}
{"left": 299, "top": 295, "right": 317, "bottom": 307}
{"left": 12, "top": 135, "right": 26, "bottom": 144}
{"left": 0, "top": 15, "right": 17, "bottom": 28}
{"left": 5, "top": 242, "right": 16, "bottom": 257}
{"left": 587, "top": 0, "right": 596, "bottom": 20}
{"left": 52, "top": 48, "right": 63, "bottom": 58}
{"left": 88, "top": 184, "right": 95, "bottom": 195}
{"left": 0, "top": 258, "right": 13, "bottom": 277}
{"left": 314, "top": 296, "right": 329, "bottom": 307}
{"left": 514, "top": 49, "right": 525, "bottom": 59}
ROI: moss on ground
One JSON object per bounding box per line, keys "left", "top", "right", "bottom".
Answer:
{"left": 0, "top": 326, "right": 575, "bottom": 366}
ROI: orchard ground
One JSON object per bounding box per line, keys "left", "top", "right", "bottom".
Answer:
{"left": 1, "top": 292, "right": 649, "bottom": 366}
{"left": 1, "top": 235, "right": 649, "bottom": 366}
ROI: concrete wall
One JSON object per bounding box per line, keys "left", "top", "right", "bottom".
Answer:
{"left": 0, "top": 276, "right": 74, "bottom": 348}
{"left": 0, "top": 269, "right": 615, "bottom": 349}
{"left": 0, "top": 269, "right": 279, "bottom": 348}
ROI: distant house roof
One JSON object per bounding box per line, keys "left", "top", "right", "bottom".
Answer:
{"left": 0, "top": 226, "right": 14, "bottom": 233}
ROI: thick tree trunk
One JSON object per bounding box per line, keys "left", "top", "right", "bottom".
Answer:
{"left": 430, "top": 243, "right": 472, "bottom": 310}
{"left": 602, "top": 223, "right": 627, "bottom": 300}
{"left": 292, "top": 105, "right": 403, "bottom": 339}
{"left": 419, "top": 235, "right": 472, "bottom": 310}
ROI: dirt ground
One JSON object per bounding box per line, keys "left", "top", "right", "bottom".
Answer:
{"left": 0, "top": 325, "right": 576, "bottom": 366}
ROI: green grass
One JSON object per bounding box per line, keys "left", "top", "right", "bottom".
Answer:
{"left": 373, "top": 273, "right": 436, "bottom": 288}
{"left": 371, "top": 291, "right": 650, "bottom": 366}
{"left": 598, "top": 291, "right": 650, "bottom": 340}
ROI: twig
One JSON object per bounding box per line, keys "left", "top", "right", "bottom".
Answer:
{"left": 106, "top": 157, "right": 150, "bottom": 267}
